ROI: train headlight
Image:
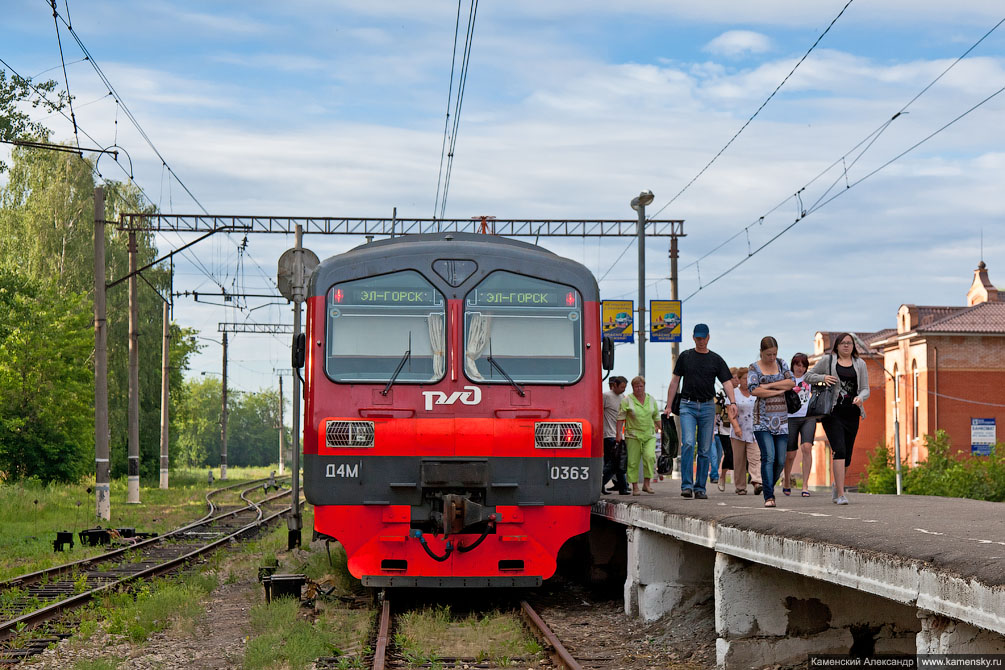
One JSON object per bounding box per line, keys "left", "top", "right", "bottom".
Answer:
{"left": 325, "top": 420, "right": 375, "bottom": 448}
{"left": 534, "top": 422, "right": 583, "bottom": 449}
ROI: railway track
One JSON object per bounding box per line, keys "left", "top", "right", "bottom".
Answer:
{"left": 363, "top": 595, "right": 584, "bottom": 670}
{"left": 0, "top": 477, "right": 293, "bottom": 664}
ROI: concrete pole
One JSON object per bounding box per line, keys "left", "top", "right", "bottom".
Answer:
{"left": 220, "top": 332, "right": 229, "bottom": 480}
{"left": 278, "top": 375, "right": 285, "bottom": 475}
{"left": 159, "top": 301, "right": 170, "bottom": 489}
{"left": 93, "top": 187, "right": 110, "bottom": 520}
{"left": 127, "top": 231, "right": 140, "bottom": 504}
{"left": 289, "top": 224, "right": 304, "bottom": 548}
{"left": 637, "top": 204, "right": 646, "bottom": 379}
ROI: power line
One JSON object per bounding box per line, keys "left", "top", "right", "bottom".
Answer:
{"left": 0, "top": 53, "right": 225, "bottom": 291}
{"left": 682, "top": 82, "right": 1005, "bottom": 302}
{"left": 433, "top": 0, "right": 464, "bottom": 219}
{"left": 648, "top": 0, "right": 856, "bottom": 220}
{"left": 47, "top": 0, "right": 80, "bottom": 150}
{"left": 437, "top": 0, "right": 480, "bottom": 220}
{"left": 676, "top": 14, "right": 1005, "bottom": 298}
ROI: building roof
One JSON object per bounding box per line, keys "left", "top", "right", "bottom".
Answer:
{"left": 918, "top": 301, "right": 1005, "bottom": 334}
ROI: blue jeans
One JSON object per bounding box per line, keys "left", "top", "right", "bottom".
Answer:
{"left": 754, "top": 431, "right": 787, "bottom": 501}
{"left": 708, "top": 434, "right": 723, "bottom": 482}
{"left": 679, "top": 399, "right": 715, "bottom": 493}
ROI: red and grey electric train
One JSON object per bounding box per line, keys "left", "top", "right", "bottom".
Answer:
{"left": 301, "top": 232, "right": 611, "bottom": 587}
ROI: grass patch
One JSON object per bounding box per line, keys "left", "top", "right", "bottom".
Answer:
{"left": 243, "top": 598, "right": 372, "bottom": 670}
{"left": 71, "top": 660, "right": 122, "bottom": 670}
{"left": 395, "top": 605, "right": 541, "bottom": 666}
{"left": 88, "top": 572, "right": 218, "bottom": 643}
{"left": 0, "top": 466, "right": 278, "bottom": 581}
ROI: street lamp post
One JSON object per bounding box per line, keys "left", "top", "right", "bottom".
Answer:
{"left": 630, "top": 190, "right": 654, "bottom": 378}
{"left": 882, "top": 367, "right": 904, "bottom": 494}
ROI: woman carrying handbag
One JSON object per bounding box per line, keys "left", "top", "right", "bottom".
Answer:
{"left": 804, "top": 333, "right": 870, "bottom": 505}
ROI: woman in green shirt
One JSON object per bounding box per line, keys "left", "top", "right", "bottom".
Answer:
{"left": 617, "top": 376, "right": 662, "bottom": 495}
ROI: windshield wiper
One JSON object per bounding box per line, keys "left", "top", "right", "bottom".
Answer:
{"left": 382, "top": 334, "right": 411, "bottom": 396}
{"left": 487, "top": 355, "right": 525, "bottom": 397}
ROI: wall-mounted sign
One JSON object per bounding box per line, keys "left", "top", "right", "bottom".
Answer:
{"left": 971, "top": 417, "right": 996, "bottom": 456}
{"left": 650, "top": 300, "right": 682, "bottom": 343}
{"left": 601, "top": 300, "right": 634, "bottom": 343}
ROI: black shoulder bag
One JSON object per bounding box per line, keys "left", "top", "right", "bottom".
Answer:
{"left": 805, "top": 356, "right": 837, "bottom": 417}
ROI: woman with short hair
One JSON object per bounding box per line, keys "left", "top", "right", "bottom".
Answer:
{"left": 617, "top": 376, "right": 661, "bottom": 496}
{"left": 783, "top": 353, "right": 816, "bottom": 497}
{"left": 747, "top": 336, "right": 795, "bottom": 508}
{"left": 805, "top": 333, "right": 869, "bottom": 506}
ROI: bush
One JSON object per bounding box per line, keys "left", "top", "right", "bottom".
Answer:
{"left": 859, "top": 430, "right": 1004, "bottom": 502}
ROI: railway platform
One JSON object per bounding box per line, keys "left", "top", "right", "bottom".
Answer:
{"left": 590, "top": 486, "right": 1005, "bottom": 668}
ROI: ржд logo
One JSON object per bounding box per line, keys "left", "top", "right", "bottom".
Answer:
{"left": 422, "top": 386, "right": 482, "bottom": 411}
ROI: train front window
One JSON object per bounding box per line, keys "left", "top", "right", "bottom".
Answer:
{"left": 464, "top": 271, "right": 583, "bottom": 384}
{"left": 325, "top": 271, "right": 446, "bottom": 383}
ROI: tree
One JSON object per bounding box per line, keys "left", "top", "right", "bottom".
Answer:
{"left": 0, "top": 145, "right": 199, "bottom": 482}
{"left": 173, "top": 378, "right": 290, "bottom": 469}
{"left": 0, "top": 70, "right": 66, "bottom": 172}
{"left": 0, "top": 270, "right": 92, "bottom": 482}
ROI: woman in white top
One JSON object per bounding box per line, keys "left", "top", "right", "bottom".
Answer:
{"left": 728, "top": 367, "right": 761, "bottom": 495}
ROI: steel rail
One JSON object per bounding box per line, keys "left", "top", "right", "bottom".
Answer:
{"left": 0, "top": 488, "right": 292, "bottom": 643}
{"left": 0, "top": 477, "right": 281, "bottom": 591}
{"left": 372, "top": 597, "right": 392, "bottom": 670}
{"left": 520, "top": 600, "right": 582, "bottom": 670}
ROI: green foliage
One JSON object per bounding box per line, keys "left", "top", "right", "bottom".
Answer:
{"left": 0, "top": 70, "right": 67, "bottom": 172}
{"left": 243, "top": 598, "right": 371, "bottom": 670}
{"left": 860, "top": 430, "right": 1005, "bottom": 501}
{"left": 174, "top": 376, "right": 289, "bottom": 468}
{"left": 0, "top": 145, "right": 200, "bottom": 483}
{"left": 0, "top": 269, "right": 92, "bottom": 482}
{"left": 102, "top": 573, "right": 217, "bottom": 642}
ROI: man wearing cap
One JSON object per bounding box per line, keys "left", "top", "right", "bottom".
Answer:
{"left": 665, "top": 324, "right": 736, "bottom": 499}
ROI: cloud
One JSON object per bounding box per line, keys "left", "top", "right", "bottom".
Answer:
{"left": 704, "top": 31, "right": 773, "bottom": 58}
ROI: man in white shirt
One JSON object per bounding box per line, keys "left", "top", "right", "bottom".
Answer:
{"left": 602, "top": 376, "right": 630, "bottom": 495}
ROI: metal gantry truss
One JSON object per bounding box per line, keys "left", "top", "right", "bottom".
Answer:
{"left": 218, "top": 322, "right": 293, "bottom": 334}
{"left": 118, "top": 214, "right": 685, "bottom": 237}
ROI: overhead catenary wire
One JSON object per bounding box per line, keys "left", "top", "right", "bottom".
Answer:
{"left": 682, "top": 82, "right": 1005, "bottom": 302}
{"left": 671, "top": 13, "right": 1005, "bottom": 298}
{"left": 45, "top": 1, "right": 278, "bottom": 293}
{"left": 1, "top": 53, "right": 224, "bottom": 291}
{"left": 433, "top": 0, "right": 465, "bottom": 220}
{"left": 647, "top": 0, "right": 856, "bottom": 220}
{"left": 436, "top": 0, "right": 480, "bottom": 220}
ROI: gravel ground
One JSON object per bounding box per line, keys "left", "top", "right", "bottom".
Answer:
{"left": 531, "top": 577, "right": 715, "bottom": 670}
{"left": 26, "top": 549, "right": 717, "bottom": 670}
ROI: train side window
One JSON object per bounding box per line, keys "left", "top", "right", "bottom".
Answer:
{"left": 325, "top": 270, "right": 446, "bottom": 384}
{"left": 463, "top": 271, "right": 583, "bottom": 385}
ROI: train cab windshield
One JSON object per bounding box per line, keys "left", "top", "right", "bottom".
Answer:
{"left": 325, "top": 270, "right": 446, "bottom": 383}
{"left": 464, "top": 271, "right": 583, "bottom": 384}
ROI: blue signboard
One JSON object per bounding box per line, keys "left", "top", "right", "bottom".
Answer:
{"left": 971, "top": 418, "right": 996, "bottom": 456}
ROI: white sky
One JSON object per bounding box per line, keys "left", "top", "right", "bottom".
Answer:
{"left": 3, "top": 1, "right": 1004, "bottom": 403}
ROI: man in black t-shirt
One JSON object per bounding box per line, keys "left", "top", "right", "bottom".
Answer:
{"left": 665, "top": 324, "right": 736, "bottom": 499}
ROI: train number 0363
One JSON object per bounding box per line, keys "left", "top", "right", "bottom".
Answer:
{"left": 550, "top": 466, "right": 589, "bottom": 480}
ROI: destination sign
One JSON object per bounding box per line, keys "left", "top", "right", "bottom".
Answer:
{"left": 331, "top": 286, "right": 441, "bottom": 306}
{"left": 471, "top": 289, "right": 578, "bottom": 308}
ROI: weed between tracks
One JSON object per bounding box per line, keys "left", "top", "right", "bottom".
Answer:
{"left": 394, "top": 605, "right": 542, "bottom": 667}
{"left": 243, "top": 598, "right": 371, "bottom": 670}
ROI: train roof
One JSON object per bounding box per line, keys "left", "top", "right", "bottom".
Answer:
{"left": 310, "top": 232, "right": 599, "bottom": 301}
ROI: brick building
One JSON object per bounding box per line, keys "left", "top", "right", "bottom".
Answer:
{"left": 807, "top": 262, "right": 1005, "bottom": 487}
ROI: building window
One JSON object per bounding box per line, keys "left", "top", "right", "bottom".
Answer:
{"left": 912, "top": 360, "right": 919, "bottom": 439}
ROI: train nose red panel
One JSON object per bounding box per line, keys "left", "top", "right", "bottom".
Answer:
{"left": 314, "top": 504, "right": 590, "bottom": 583}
